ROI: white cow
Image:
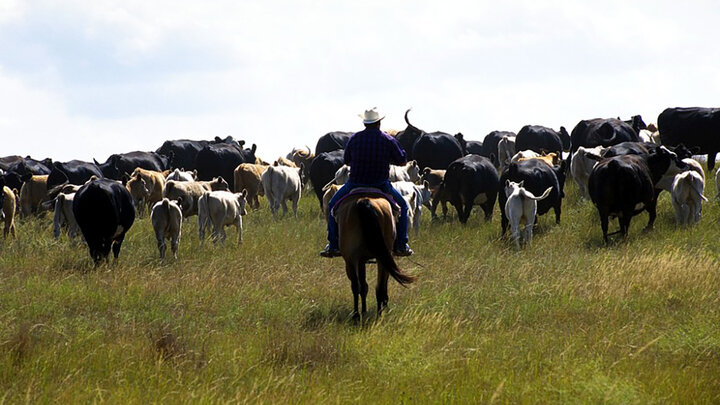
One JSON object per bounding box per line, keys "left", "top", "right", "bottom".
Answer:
{"left": 262, "top": 163, "right": 304, "bottom": 218}
{"left": 497, "top": 135, "right": 517, "bottom": 173}
{"left": 503, "top": 180, "right": 552, "bottom": 248}
{"left": 393, "top": 180, "right": 432, "bottom": 235}
{"left": 165, "top": 168, "right": 197, "bottom": 182}
{"left": 570, "top": 146, "right": 608, "bottom": 200}
{"left": 671, "top": 171, "right": 707, "bottom": 225}
{"left": 197, "top": 190, "right": 248, "bottom": 245}
{"left": 151, "top": 198, "right": 183, "bottom": 259}
{"left": 52, "top": 193, "right": 80, "bottom": 242}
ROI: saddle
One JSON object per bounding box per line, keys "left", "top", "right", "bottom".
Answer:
{"left": 331, "top": 187, "right": 400, "bottom": 219}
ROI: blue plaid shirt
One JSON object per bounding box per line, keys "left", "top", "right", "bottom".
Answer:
{"left": 344, "top": 127, "right": 407, "bottom": 184}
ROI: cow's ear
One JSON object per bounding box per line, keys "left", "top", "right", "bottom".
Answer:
{"left": 519, "top": 180, "right": 524, "bottom": 188}
{"left": 93, "top": 158, "right": 101, "bottom": 166}
{"left": 121, "top": 173, "right": 130, "bottom": 185}
{"left": 412, "top": 160, "right": 418, "bottom": 167}
{"left": 423, "top": 180, "right": 429, "bottom": 188}
{"left": 505, "top": 179, "right": 510, "bottom": 187}
{"left": 423, "top": 167, "right": 430, "bottom": 175}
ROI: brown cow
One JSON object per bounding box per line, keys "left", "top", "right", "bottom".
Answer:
{"left": 129, "top": 168, "right": 166, "bottom": 215}
{"left": 19, "top": 174, "right": 49, "bottom": 217}
{"left": 233, "top": 163, "right": 268, "bottom": 210}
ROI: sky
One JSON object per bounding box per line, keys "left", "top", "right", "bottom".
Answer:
{"left": 1, "top": 0, "right": 719, "bottom": 163}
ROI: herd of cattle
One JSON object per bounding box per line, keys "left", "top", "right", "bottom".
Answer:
{"left": 1, "top": 106, "right": 719, "bottom": 262}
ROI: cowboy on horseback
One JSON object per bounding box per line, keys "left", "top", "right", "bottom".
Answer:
{"left": 320, "top": 107, "right": 413, "bottom": 258}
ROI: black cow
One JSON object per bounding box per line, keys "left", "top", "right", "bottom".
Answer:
{"left": 5, "top": 157, "right": 52, "bottom": 177}
{"left": 514, "top": 125, "right": 567, "bottom": 157}
{"left": 155, "top": 136, "right": 241, "bottom": 171}
{"left": 0, "top": 157, "right": 53, "bottom": 190}
{"left": 499, "top": 159, "right": 565, "bottom": 236}
{"left": 480, "top": 130, "right": 515, "bottom": 166}
{"left": 658, "top": 107, "right": 720, "bottom": 169}
{"left": 588, "top": 147, "right": 686, "bottom": 243}
{"left": 465, "top": 140, "right": 483, "bottom": 155}
{"left": 433, "top": 154, "right": 499, "bottom": 224}
{"left": 570, "top": 118, "right": 640, "bottom": 157}
{"left": 73, "top": 178, "right": 135, "bottom": 264}
{"left": 396, "top": 109, "right": 466, "bottom": 170}
{"left": 308, "top": 149, "right": 345, "bottom": 208}
{"left": 0, "top": 155, "right": 23, "bottom": 171}
{"left": 315, "top": 131, "right": 352, "bottom": 155}
{"left": 195, "top": 143, "right": 256, "bottom": 191}
{"left": 95, "top": 151, "right": 171, "bottom": 180}
{"left": 47, "top": 160, "right": 104, "bottom": 189}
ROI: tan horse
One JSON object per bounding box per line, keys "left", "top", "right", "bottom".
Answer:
{"left": 335, "top": 194, "right": 416, "bottom": 319}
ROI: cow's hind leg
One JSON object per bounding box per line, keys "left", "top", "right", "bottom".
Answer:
{"left": 112, "top": 234, "right": 126, "bottom": 260}
{"left": 599, "top": 210, "right": 610, "bottom": 244}
{"left": 156, "top": 230, "right": 166, "bottom": 260}
{"left": 644, "top": 199, "right": 658, "bottom": 231}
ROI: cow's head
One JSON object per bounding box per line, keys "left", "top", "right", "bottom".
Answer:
{"left": 558, "top": 126, "right": 571, "bottom": 151}
{"left": 298, "top": 163, "right": 306, "bottom": 186}
{"left": 95, "top": 155, "right": 122, "bottom": 180}
{"left": 505, "top": 180, "right": 523, "bottom": 197}
{"left": 406, "top": 160, "right": 421, "bottom": 183}
{"left": 211, "top": 176, "right": 229, "bottom": 191}
{"left": 237, "top": 189, "right": 249, "bottom": 216}
{"left": 647, "top": 146, "right": 687, "bottom": 183}
{"left": 553, "top": 160, "right": 567, "bottom": 198}
{"left": 629, "top": 115, "right": 647, "bottom": 133}
{"left": 454, "top": 133, "right": 467, "bottom": 155}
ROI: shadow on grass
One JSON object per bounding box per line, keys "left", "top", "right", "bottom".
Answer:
{"left": 302, "top": 302, "right": 385, "bottom": 331}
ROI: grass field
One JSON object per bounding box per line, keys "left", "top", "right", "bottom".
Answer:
{"left": 1, "top": 173, "right": 720, "bottom": 403}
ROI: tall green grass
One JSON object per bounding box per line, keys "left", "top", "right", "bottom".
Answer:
{"left": 1, "top": 174, "right": 719, "bottom": 403}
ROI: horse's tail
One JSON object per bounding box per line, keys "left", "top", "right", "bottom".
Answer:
{"left": 355, "top": 199, "right": 416, "bottom": 286}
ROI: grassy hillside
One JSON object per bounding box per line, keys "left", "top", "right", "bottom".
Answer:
{"left": 1, "top": 174, "right": 720, "bottom": 403}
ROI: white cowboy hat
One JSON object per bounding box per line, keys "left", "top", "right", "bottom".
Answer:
{"left": 359, "top": 107, "right": 385, "bottom": 124}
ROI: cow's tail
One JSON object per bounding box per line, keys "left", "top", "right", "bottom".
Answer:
{"left": 522, "top": 187, "right": 553, "bottom": 201}
{"left": 163, "top": 180, "right": 175, "bottom": 198}
{"left": 690, "top": 176, "right": 708, "bottom": 202}
{"left": 161, "top": 197, "right": 171, "bottom": 217}
{"left": 197, "top": 192, "right": 210, "bottom": 234}
{"left": 355, "top": 199, "right": 416, "bottom": 286}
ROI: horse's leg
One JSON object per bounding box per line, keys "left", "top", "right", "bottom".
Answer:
{"left": 345, "top": 261, "right": 360, "bottom": 320}
{"left": 359, "top": 261, "right": 368, "bottom": 316}
{"left": 376, "top": 264, "right": 390, "bottom": 316}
